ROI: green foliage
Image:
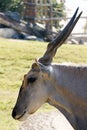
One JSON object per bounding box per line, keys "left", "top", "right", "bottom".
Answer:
{"left": 53, "top": 0, "right": 65, "bottom": 16}
{"left": 0, "top": 0, "right": 22, "bottom": 12}
{"left": 36, "top": 0, "right": 65, "bottom": 31}
{"left": 0, "top": 0, "right": 11, "bottom": 11}
{"left": 52, "top": 0, "right": 65, "bottom": 29}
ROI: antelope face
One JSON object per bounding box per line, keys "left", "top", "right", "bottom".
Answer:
{"left": 12, "top": 8, "right": 82, "bottom": 121}
{"left": 12, "top": 62, "right": 51, "bottom": 121}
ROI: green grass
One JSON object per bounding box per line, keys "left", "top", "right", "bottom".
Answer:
{"left": 0, "top": 38, "right": 87, "bottom": 130}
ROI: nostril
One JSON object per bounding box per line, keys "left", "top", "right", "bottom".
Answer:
{"left": 12, "top": 108, "right": 17, "bottom": 119}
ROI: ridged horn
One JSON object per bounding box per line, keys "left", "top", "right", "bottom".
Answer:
{"left": 39, "top": 8, "right": 82, "bottom": 65}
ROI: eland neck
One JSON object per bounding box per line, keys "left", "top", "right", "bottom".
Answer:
{"left": 47, "top": 63, "right": 87, "bottom": 130}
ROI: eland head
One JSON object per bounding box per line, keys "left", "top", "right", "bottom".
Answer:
{"left": 12, "top": 8, "right": 87, "bottom": 130}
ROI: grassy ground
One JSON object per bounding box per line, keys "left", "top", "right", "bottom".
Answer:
{"left": 0, "top": 38, "right": 87, "bottom": 130}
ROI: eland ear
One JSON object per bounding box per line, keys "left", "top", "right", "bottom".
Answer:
{"left": 32, "top": 60, "right": 50, "bottom": 73}
{"left": 32, "top": 62, "right": 40, "bottom": 71}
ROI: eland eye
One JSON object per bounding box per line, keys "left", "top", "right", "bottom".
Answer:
{"left": 28, "top": 77, "right": 37, "bottom": 83}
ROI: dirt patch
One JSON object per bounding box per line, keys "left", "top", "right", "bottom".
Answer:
{"left": 19, "top": 110, "right": 74, "bottom": 130}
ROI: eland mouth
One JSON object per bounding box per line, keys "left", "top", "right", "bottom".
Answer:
{"left": 12, "top": 109, "right": 29, "bottom": 121}
{"left": 15, "top": 111, "right": 26, "bottom": 120}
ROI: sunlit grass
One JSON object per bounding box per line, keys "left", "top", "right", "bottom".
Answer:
{"left": 0, "top": 38, "right": 87, "bottom": 130}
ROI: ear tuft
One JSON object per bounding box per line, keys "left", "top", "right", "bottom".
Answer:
{"left": 32, "top": 62, "right": 40, "bottom": 71}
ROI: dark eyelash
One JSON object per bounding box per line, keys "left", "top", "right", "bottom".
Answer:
{"left": 28, "top": 77, "right": 37, "bottom": 83}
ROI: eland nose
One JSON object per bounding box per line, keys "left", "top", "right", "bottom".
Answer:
{"left": 12, "top": 108, "right": 17, "bottom": 119}
{"left": 12, "top": 107, "right": 26, "bottom": 120}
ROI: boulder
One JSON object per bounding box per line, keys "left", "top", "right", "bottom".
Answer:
{"left": 19, "top": 110, "right": 74, "bottom": 130}
{"left": 0, "top": 28, "right": 17, "bottom": 38}
{"left": 0, "top": 28, "right": 25, "bottom": 39}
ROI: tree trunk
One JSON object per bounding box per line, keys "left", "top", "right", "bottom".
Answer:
{"left": 0, "top": 13, "right": 33, "bottom": 35}
{"left": 0, "top": 12, "right": 54, "bottom": 41}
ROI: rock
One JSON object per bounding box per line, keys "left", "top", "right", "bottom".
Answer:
{"left": 0, "top": 28, "right": 17, "bottom": 38}
{"left": 79, "top": 39, "right": 84, "bottom": 44}
{"left": 71, "top": 39, "right": 78, "bottom": 44}
{"left": 24, "top": 34, "right": 44, "bottom": 41}
{"left": 0, "top": 28, "right": 25, "bottom": 39}
{"left": 19, "top": 110, "right": 74, "bottom": 130}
